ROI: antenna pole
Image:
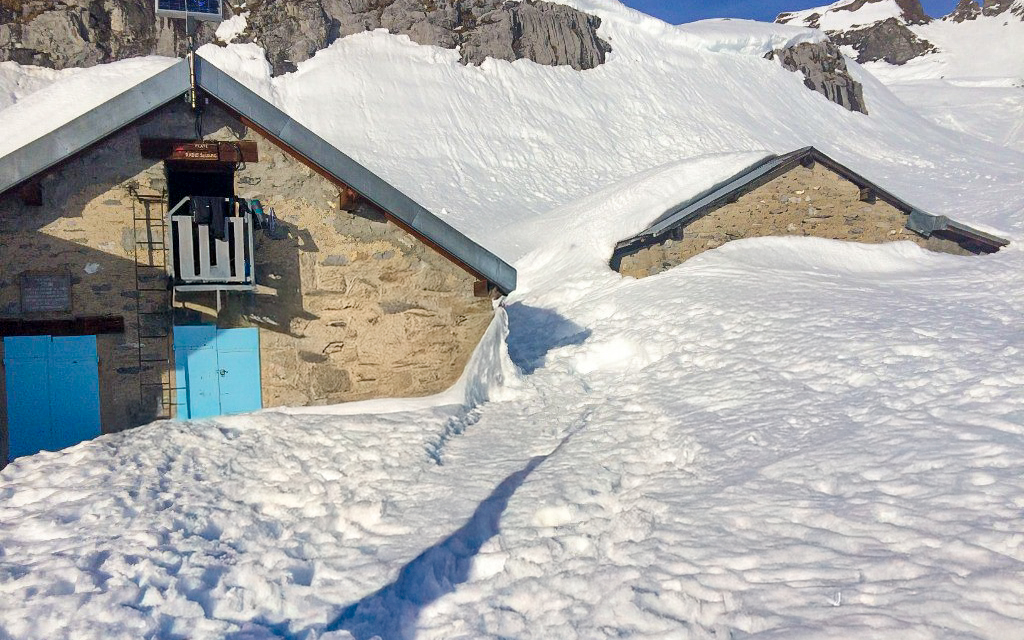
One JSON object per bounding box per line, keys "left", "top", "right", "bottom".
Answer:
{"left": 186, "top": 13, "right": 198, "bottom": 112}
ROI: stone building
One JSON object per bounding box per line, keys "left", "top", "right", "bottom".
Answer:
{"left": 0, "top": 55, "right": 516, "bottom": 462}
{"left": 611, "top": 147, "right": 1007, "bottom": 278}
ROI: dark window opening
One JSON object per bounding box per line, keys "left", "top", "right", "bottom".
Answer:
{"left": 166, "top": 163, "right": 235, "bottom": 212}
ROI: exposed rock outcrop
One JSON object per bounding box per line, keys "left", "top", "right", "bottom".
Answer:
{"left": 945, "top": 0, "right": 1023, "bottom": 20}
{"left": 459, "top": 1, "right": 610, "bottom": 70}
{"left": 832, "top": 17, "right": 937, "bottom": 64}
{"left": 775, "top": 0, "right": 936, "bottom": 66}
{"left": 0, "top": 0, "right": 612, "bottom": 76}
{"left": 830, "top": 0, "right": 931, "bottom": 24}
{"left": 946, "top": 0, "right": 983, "bottom": 21}
{"left": 981, "top": 0, "right": 1017, "bottom": 16}
{"left": 243, "top": 0, "right": 332, "bottom": 75}
{"left": 0, "top": 0, "right": 211, "bottom": 68}
{"left": 766, "top": 41, "right": 868, "bottom": 114}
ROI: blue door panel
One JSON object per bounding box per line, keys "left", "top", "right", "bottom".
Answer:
{"left": 173, "top": 325, "right": 218, "bottom": 419}
{"left": 173, "top": 326, "right": 262, "bottom": 419}
{"left": 49, "top": 338, "right": 102, "bottom": 451}
{"left": 185, "top": 347, "right": 221, "bottom": 419}
{"left": 217, "top": 350, "right": 262, "bottom": 415}
{"left": 173, "top": 325, "right": 218, "bottom": 350}
{"left": 5, "top": 335, "right": 101, "bottom": 460}
{"left": 216, "top": 328, "right": 261, "bottom": 415}
{"left": 4, "top": 339, "right": 51, "bottom": 459}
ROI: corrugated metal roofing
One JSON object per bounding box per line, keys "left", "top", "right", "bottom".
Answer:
{"left": 616, "top": 146, "right": 1008, "bottom": 253}
{"left": 0, "top": 56, "right": 517, "bottom": 294}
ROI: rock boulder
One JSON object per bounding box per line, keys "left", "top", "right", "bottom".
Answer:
{"left": 832, "top": 17, "right": 937, "bottom": 64}
{"left": 766, "top": 41, "right": 868, "bottom": 114}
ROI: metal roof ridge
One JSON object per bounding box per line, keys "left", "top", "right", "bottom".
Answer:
{"left": 618, "top": 146, "right": 1009, "bottom": 252}
{"left": 193, "top": 54, "right": 517, "bottom": 294}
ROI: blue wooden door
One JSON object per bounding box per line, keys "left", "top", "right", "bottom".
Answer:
{"left": 215, "top": 328, "right": 263, "bottom": 416}
{"left": 4, "top": 335, "right": 102, "bottom": 460}
{"left": 173, "top": 325, "right": 221, "bottom": 419}
{"left": 173, "top": 326, "right": 261, "bottom": 419}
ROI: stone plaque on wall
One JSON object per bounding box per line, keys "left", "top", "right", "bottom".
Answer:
{"left": 20, "top": 272, "right": 72, "bottom": 314}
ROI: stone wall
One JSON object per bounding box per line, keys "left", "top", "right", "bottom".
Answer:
{"left": 615, "top": 163, "right": 970, "bottom": 279}
{"left": 0, "top": 141, "right": 166, "bottom": 441}
{"left": 0, "top": 98, "right": 493, "bottom": 448}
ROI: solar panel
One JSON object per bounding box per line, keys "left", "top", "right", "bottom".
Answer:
{"left": 156, "top": 0, "right": 222, "bottom": 22}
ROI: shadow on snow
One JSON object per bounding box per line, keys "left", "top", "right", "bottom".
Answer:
{"left": 504, "top": 302, "right": 591, "bottom": 375}
{"left": 311, "top": 452, "right": 550, "bottom": 640}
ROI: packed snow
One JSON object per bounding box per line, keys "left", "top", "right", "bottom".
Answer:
{"left": 2, "top": 0, "right": 1024, "bottom": 638}
{"left": 216, "top": 14, "right": 249, "bottom": 44}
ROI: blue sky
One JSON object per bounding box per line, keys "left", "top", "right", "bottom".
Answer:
{"left": 619, "top": 0, "right": 964, "bottom": 24}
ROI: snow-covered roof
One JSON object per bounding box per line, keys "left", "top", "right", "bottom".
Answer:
{"left": 615, "top": 146, "right": 1009, "bottom": 254}
{"left": 0, "top": 55, "right": 517, "bottom": 295}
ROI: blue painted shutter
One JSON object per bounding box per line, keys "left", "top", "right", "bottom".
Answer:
{"left": 4, "top": 336, "right": 52, "bottom": 459}
{"left": 48, "top": 336, "right": 101, "bottom": 450}
{"left": 215, "top": 328, "right": 262, "bottom": 415}
{"left": 4, "top": 335, "right": 101, "bottom": 460}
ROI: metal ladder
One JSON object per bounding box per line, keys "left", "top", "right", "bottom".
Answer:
{"left": 131, "top": 194, "right": 174, "bottom": 421}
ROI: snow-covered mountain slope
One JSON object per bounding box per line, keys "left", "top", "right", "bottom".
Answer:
{"left": 862, "top": 8, "right": 1024, "bottom": 149}
{"left": 2, "top": 1, "right": 1024, "bottom": 638}
{"left": 777, "top": 0, "right": 1024, "bottom": 149}
{"left": 778, "top": 0, "right": 931, "bottom": 31}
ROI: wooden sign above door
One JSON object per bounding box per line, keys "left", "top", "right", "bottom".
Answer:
{"left": 140, "top": 139, "right": 259, "bottom": 163}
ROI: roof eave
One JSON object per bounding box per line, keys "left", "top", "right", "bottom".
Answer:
{"left": 0, "top": 60, "right": 191, "bottom": 197}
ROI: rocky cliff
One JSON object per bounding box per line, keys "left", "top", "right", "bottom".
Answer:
{"left": 0, "top": 0, "right": 612, "bottom": 75}
{"left": 777, "top": 0, "right": 1023, "bottom": 67}
{"left": 777, "top": 0, "right": 935, "bottom": 65}
{"left": 831, "top": 17, "right": 936, "bottom": 64}
{"left": 766, "top": 41, "right": 868, "bottom": 114}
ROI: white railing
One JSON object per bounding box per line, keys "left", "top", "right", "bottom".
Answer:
{"left": 168, "top": 197, "right": 256, "bottom": 291}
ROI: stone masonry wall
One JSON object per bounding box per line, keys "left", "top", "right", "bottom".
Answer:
{"left": 0, "top": 136, "right": 165, "bottom": 440}
{"left": 180, "top": 102, "right": 495, "bottom": 406}
{"left": 0, "top": 98, "right": 493, "bottom": 448}
{"left": 616, "top": 163, "right": 970, "bottom": 279}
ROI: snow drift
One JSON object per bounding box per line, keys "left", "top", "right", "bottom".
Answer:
{"left": 1, "top": 0, "right": 1024, "bottom": 638}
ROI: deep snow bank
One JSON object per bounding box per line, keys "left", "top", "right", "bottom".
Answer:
{"left": 1, "top": 4, "right": 1024, "bottom": 638}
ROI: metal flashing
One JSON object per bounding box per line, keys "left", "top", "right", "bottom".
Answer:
{"left": 0, "top": 61, "right": 191, "bottom": 196}
{"left": 907, "top": 209, "right": 948, "bottom": 236}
